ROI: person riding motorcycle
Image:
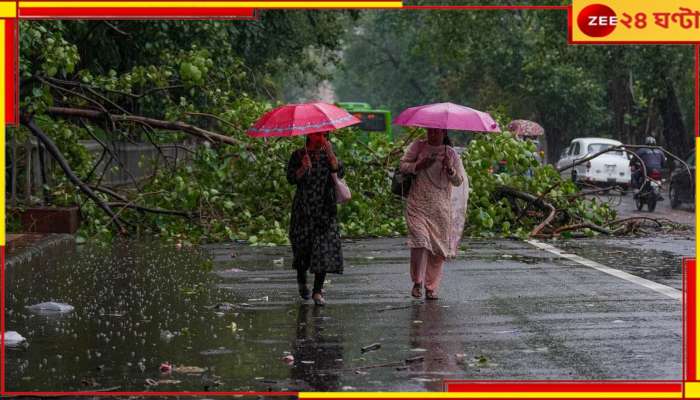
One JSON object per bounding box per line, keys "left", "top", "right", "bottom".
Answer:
{"left": 631, "top": 136, "right": 666, "bottom": 191}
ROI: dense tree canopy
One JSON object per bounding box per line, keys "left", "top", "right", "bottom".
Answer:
{"left": 334, "top": 10, "right": 695, "bottom": 162}
{"left": 10, "top": 10, "right": 690, "bottom": 243}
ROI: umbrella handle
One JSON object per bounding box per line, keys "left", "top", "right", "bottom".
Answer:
{"left": 304, "top": 146, "right": 312, "bottom": 173}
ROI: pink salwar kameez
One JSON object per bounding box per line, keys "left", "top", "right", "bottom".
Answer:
{"left": 400, "top": 140, "right": 469, "bottom": 293}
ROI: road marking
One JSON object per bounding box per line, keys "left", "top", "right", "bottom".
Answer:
{"left": 526, "top": 239, "right": 681, "bottom": 301}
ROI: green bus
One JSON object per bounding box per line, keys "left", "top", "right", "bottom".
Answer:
{"left": 336, "top": 102, "right": 393, "bottom": 141}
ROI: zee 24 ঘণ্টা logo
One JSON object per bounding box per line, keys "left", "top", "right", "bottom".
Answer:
{"left": 577, "top": 3, "right": 619, "bottom": 37}
{"left": 576, "top": 2, "right": 700, "bottom": 41}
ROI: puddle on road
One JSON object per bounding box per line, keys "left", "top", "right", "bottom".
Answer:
{"left": 5, "top": 240, "right": 300, "bottom": 392}
{"left": 6, "top": 236, "right": 685, "bottom": 391}
{"left": 5, "top": 240, "right": 468, "bottom": 392}
{"left": 553, "top": 235, "right": 688, "bottom": 289}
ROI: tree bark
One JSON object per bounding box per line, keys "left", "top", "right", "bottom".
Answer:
{"left": 658, "top": 79, "right": 691, "bottom": 160}
{"left": 543, "top": 124, "right": 563, "bottom": 166}
{"left": 46, "top": 107, "right": 244, "bottom": 146}
{"left": 609, "top": 68, "right": 634, "bottom": 145}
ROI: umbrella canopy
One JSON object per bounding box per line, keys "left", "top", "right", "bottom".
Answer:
{"left": 247, "top": 102, "right": 360, "bottom": 138}
{"left": 507, "top": 119, "right": 544, "bottom": 137}
{"left": 393, "top": 102, "right": 500, "bottom": 132}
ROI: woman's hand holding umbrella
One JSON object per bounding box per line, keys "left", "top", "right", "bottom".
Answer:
{"left": 442, "top": 154, "right": 455, "bottom": 176}
{"left": 321, "top": 139, "right": 339, "bottom": 171}
{"left": 296, "top": 153, "right": 312, "bottom": 178}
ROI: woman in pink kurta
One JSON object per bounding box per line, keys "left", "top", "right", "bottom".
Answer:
{"left": 400, "top": 128, "right": 469, "bottom": 300}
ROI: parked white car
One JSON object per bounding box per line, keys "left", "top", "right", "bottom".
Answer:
{"left": 556, "top": 137, "right": 631, "bottom": 189}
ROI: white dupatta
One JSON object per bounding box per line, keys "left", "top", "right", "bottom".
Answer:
{"left": 448, "top": 152, "right": 469, "bottom": 258}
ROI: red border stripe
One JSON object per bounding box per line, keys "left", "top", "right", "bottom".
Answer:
{"left": 688, "top": 259, "right": 697, "bottom": 380}
{"left": 20, "top": 7, "right": 256, "bottom": 17}
{"left": 4, "top": 19, "right": 15, "bottom": 125}
{"left": 446, "top": 383, "right": 682, "bottom": 393}
{"left": 695, "top": 45, "right": 699, "bottom": 136}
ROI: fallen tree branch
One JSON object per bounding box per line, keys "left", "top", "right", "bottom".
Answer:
{"left": 554, "top": 222, "right": 612, "bottom": 235}
{"left": 107, "top": 202, "right": 194, "bottom": 218}
{"left": 566, "top": 186, "right": 621, "bottom": 200}
{"left": 494, "top": 186, "right": 557, "bottom": 237}
{"left": 557, "top": 144, "right": 693, "bottom": 195}
{"left": 47, "top": 107, "right": 244, "bottom": 146}
{"left": 184, "top": 111, "right": 241, "bottom": 131}
{"left": 531, "top": 204, "right": 556, "bottom": 237}
{"left": 79, "top": 118, "right": 141, "bottom": 188}
{"left": 21, "top": 114, "right": 127, "bottom": 232}
{"left": 605, "top": 216, "right": 664, "bottom": 228}
{"left": 516, "top": 181, "right": 561, "bottom": 223}
{"left": 89, "top": 185, "right": 129, "bottom": 203}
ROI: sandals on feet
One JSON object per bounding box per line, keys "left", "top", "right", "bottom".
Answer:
{"left": 425, "top": 290, "right": 439, "bottom": 300}
{"left": 312, "top": 292, "right": 326, "bottom": 306}
{"left": 411, "top": 284, "right": 422, "bottom": 298}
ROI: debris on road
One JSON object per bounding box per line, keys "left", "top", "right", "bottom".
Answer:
{"left": 281, "top": 354, "right": 294, "bottom": 364}
{"left": 205, "top": 302, "right": 236, "bottom": 311}
{"left": 159, "top": 362, "right": 173, "bottom": 373}
{"left": 4, "top": 331, "right": 27, "bottom": 347}
{"left": 200, "top": 348, "right": 233, "bottom": 356}
{"left": 173, "top": 365, "right": 206, "bottom": 374}
{"left": 361, "top": 343, "right": 381, "bottom": 353}
{"left": 26, "top": 302, "right": 74, "bottom": 313}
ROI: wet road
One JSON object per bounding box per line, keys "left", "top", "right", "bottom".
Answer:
{"left": 590, "top": 189, "right": 695, "bottom": 226}
{"left": 5, "top": 236, "right": 689, "bottom": 392}
{"left": 209, "top": 236, "right": 686, "bottom": 389}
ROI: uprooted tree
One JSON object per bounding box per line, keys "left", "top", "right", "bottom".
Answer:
{"left": 10, "top": 19, "right": 690, "bottom": 245}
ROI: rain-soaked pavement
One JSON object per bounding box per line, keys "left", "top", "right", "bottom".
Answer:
{"left": 592, "top": 190, "right": 695, "bottom": 226}
{"left": 5, "top": 234, "right": 690, "bottom": 392}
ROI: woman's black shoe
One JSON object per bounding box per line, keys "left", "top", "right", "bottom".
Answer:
{"left": 299, "top": 285, "right": 311, "bottom": 300}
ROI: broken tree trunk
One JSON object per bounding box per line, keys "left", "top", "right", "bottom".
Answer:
{"left": 494, "top": 186, "right": 557, "bottom": 237}
{"left": 20, "top": 114, "right": 127, "bottom": 232}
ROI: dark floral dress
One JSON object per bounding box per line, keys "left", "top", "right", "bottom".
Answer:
{"left": 286, "top": 148, "right": 344, "bottom": 274}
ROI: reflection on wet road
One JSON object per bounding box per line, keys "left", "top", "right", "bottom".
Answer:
{"left": 5, "top": 235, "right": 689, "bottom": 391}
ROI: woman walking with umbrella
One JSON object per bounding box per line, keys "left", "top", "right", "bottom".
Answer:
{"left": 395, "top": 103, "right": 498, "bottom": 300}
{"left": 248, "top": 103, "right": 359, "bottom": 306}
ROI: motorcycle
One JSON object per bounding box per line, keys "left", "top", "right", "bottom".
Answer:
{"left": 634, "top": 169, "right": 664, "bottom": 212}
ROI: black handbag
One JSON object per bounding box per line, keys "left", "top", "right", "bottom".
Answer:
{"left": 391, "top": 168, "right": 415, "bottom": 199}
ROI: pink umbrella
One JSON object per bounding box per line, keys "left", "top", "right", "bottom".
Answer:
{"left": 247, "top": 102, "right": 360, "bottom": 137}
{"left": 508, "top": 119, "right": 544, "bottom": 137}
{"left": 393, "top": 102, "right": 500, "bottom": 132}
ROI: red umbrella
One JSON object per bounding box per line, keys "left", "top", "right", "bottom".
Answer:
{"left": 247, "top": 102, "right": 360, "bottom": 138}
{"left": 393, "top": 102, "right": 500, "bottom": 132}
{"left": 507, "top": 119, "right": 544, "bottom": 137}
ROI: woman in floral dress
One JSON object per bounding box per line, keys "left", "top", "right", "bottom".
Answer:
{"left": 287, "top": 132, "right": 344, "bottom": 306}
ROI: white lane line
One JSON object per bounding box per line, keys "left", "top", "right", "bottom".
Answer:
{"left": 525, "top": 239, "right": 681, "bottom": 301}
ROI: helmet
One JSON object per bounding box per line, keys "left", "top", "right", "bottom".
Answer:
{"left": 644, "top": 136, "right": 656, "bottom": 146}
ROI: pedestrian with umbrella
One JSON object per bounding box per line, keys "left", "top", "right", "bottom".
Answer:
{"left": 248, "top": 102, "right": 359, "bottom": 306}
{"left": 394, "top": 102, "right": 499, "bottom": 300}
{"left": 507, "top": 119, "right": 545, "bottom": 165}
